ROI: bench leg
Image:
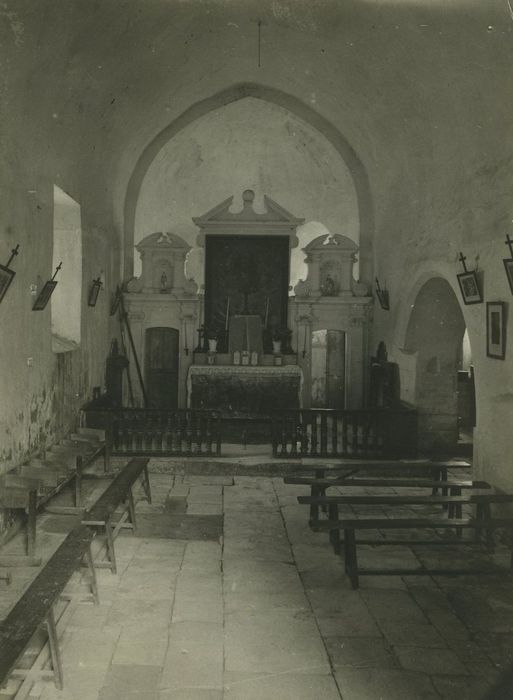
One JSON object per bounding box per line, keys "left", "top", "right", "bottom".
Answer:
{"left": 104, "top": 443, "right": 110, "bottom": 474}
{"left": 75, "top": 455, "right": 83, "bottom": 508}
{"left": 105, "top": 518, "right": 117, "bottom": 574}
{"left": 0, "top": 569, "right": 12, "bottom": 585}
{"left": 483, "top": 503, "right": 495, "bottom": 552}
{"left": 84, "top": 543, "right": 100, "bottom": 605}
{"left": 328, "top": 504, "right": 341, "bottom": 554}
{"left": 46, "top": 607, "right": 63, "bottom": 690}
{"left": 141, "top": 465, "right": 152, "bottom": 504}
{"left": 127, "top": 487, "right": 137, "bottom": 533}
{"left": 309, "top": 485, "right": 320, "bottom": 526}
{"left": 344, "top": 528, "right": 359, "bottom": 589}
{"left": 26, "top": 489, "right": 37, "bottom": 559}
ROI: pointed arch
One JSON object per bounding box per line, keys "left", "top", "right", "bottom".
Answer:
{"left": 123, "top": 83, "right": 374, "bottom": 283}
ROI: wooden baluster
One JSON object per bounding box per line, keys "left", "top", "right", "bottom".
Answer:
{"left": 281, "top": 420, "right": 288, "bottom": 455}
{"left": 124, "top": 428, "right": 130, "bottom": 453}
{"left": 352, "top": 414, "right": 359, "bottom": 455}
{"left": 362, "top": 414, "right": 369, "bottom": 456}
{"left": 310, "top": 412, "right": 318, "bottom": 456}
{"left": 205, "top": 414, "right": 212, "bottom": 454}
{"left": 186, "top": 411, "right": 193, "bottom": 454}
{"left": 342, "top": 415, "right": 348, "bottom": 455}
{"left": 195, "top": 413, "right": 202, "bottom": 454}
{"left": 215, "top": 413, "right": 222, "bottom": 456}
{"left": 272, "top": 419, "right": 279, "bottom": 456}
{"left": 174, "top": 414, "right": 181, "bottom": 453}
{"left": 300, "top": 420, "right": 308, "bottom": 455}
{"left": 165, "top": 415, "right": 172, "bottom": 452}
{"left": 290, "top": 416, "right": 298, "bottom": 456}
{"left": 371, "top": 413, "right": 378, "bottom": 454}
{"left": 320, "top": 412, "right": 328, "bottom": 456}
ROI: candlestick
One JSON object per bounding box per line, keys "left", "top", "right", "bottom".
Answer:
{"left": 264, "top": 297, "right": 270, "bottom": 328}
{"left": 197, "top": 293, "right": 202, "bottom": 328}
{"left": 225, "top": 297, "right": 230, "bottom": 331}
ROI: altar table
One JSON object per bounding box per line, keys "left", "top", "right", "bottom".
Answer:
{"left": 187, "top": 365, "right": 303, "bottom": 414}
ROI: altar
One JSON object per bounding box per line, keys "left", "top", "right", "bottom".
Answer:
{"left": 187, "top": 365, "right": 303, "bottom": 415}
{"left": 122, "top": 190, "right": 372, "bottom": 414}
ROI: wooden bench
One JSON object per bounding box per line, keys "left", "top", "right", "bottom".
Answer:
{"left": 0, "top": 475, "right": 40, "bottom": 571}
{"left": 313, "top": 513, "right": 513, "bottom": 589}
{"left": 81, "top": 457, "right": 151, "bottom": 574}
{"left": 0, "top": 525, "right": 98, "bottom": 697}
{"left": 287, "top": 475, "right": 490, "bottom": 523}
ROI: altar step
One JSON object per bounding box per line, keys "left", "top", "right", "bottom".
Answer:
{"left": 144, "top": 444, "right": 471, "bottom": 478}
{"left": 146, "top": 443, "right": 305, "bottom": 477}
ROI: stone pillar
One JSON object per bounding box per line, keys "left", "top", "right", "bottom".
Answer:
{"left": 173, "top": 251, "right": 187, "bottom": 292}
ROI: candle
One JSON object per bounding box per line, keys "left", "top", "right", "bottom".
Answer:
{"left": 246, "top": 317, "right": 250, "bottom": 352}
{"left": 264, "top": 297, "right": 270, "bottom": 328}
{"left": 303, "top": 324, "right": 307, "bottom": 357}
{"left": 225, "top": 297, "right": 230, "bottom": 331}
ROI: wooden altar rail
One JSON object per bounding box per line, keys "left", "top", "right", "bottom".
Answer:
{"left": 104, "top": 409, "right": 222, "bottom": 457}
{"left": 271, "top": 407, "right": 418, "bottom": 459}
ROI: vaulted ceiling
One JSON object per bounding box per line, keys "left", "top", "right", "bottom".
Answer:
{"left": 2, "top": 0, "right": 512, "bottom": 267}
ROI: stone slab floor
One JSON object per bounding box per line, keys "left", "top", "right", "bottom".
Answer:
{"left": 2, "top": 473, "right": 513, "bottom": 699}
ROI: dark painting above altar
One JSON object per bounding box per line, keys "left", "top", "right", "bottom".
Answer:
{"left": 205, "top": 234, "right": 289, "bottom": 334}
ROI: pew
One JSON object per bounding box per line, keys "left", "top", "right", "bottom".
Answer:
{"left": 315, "top": 512, "right": 513, "bottom": 589}
{"left": 81, "top": 457, "right": 151, "bottom": 573}
{"left": 0, "top": 475, "right": 39, "bottom": 569}
{"left": 0, "top": 430, "right": 108, "bottom": 571}
{"left": 291, "top": 480, "right": 513, "bottom": 588}
{"left": 0, "top": 525, "right": 98, "bottom": 696}
{"left": 286, "top": 474, "right": 490, "bottom": 524}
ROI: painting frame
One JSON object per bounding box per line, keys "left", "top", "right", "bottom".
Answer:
{"left": 376, "top": 287, "right": 390, "bottom": 311}
{"left": 32, "top": 280, "right": 58, "bottom": 311}
{"left": 486, "top": 301, "right": 506, "bottom": 360}
{"left": 457, "top": 270, "right": 483, "bottom": 305}
{"left": 503, "top": 258, "right": 513, "bottom": 295}
{"left": 0, "top": 263, "right": 15, "bottom": 304}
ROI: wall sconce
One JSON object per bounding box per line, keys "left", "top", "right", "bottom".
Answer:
{"left": 33, "top": 262, "right": 61, "bottom": 311}
{"left": 0, "top": 244, "right": 19, "bottom": 305}
{"left": 375, "top": 278, "right": 390, "bottom": 310}
{"left": 88, "top": 275, "right": 103, "bottom": 307}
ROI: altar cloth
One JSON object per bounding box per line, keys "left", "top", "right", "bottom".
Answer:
{"left": 187, "top": 365, "right": 302, "bottom": 414}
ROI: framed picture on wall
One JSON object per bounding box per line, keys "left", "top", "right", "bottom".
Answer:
{"left": 457, "top": 270, "right": 483, "bottom": 305}
{"left": 486, "top": 301, "right": 506, "bottom": 359}
{"left": 32, "top": 280, "right": 58, "bottom": 310}
{"left": 503, "top": 259, "right": 513, "bottom": 295}
{"left": 0, "top": 264, "right": 15, "bottom": 304}
{"left": 88, "top": 278, "right": 102, "bottom": 307}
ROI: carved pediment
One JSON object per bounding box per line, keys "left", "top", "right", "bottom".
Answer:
{"left": 128, "top": 231, "right": 197, "bottom": 296}
{"left": 136, "top": 231, "right": 191, "bottom": 253}
{"left": 193, "top": 190, "right": 303, "bottom": 246}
